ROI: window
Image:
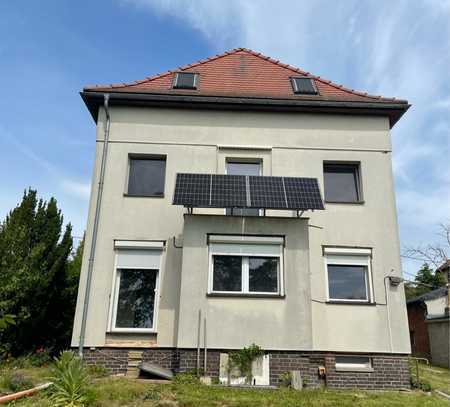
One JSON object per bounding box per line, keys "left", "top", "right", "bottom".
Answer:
{"left": 110, "top": 243, "right": 163, "bottom": 332}
{"left": 291, "top": 77, "right": 318, "bottom": 95}
{"left": 323, "top": 163, "right": 362, "bottom": 203}
{"left": 173, "top": 72, "right": 198, "bottom": 89}
{"left": 335, "top": 356, "right": 372, "bottom": 371}
{"left": 226, "top": 160, "right": 261, "bottom": 216}
{"left": 208, "top": 235, "right": 283, "bottom": 296}
{"left": 324, "top": 247, "right": 373, "bottom": 303}
{"left": 127, "top": 156, "right": 166, "bottom": 197}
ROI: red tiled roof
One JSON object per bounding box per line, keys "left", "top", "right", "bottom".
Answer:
{"left": 84, "top": 48, "right": 406, "bottom": 104}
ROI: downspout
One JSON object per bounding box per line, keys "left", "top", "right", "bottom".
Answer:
{"left": 78, "top": 94, "right": 111, "bottom": 358}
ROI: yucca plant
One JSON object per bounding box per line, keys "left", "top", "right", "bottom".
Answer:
{"left": 48, "top": 351, "right": 93, "bottom": 406}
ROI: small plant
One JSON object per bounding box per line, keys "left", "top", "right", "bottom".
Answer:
{"left": 87, "top": 363, "right": 108, "bottom": 378}
{"left": 0, "top": 371, "right": 33, "bottom": 393}
{"left": 410, "top": 376, "right": 432, "bottom": 392}
{"left": 143, "top": 387, "right": 162, "bottom": 400}
{"left": 228, "top": 343, "right": 265, "bottom": 384}
{"left": 279, "top": 371, "right": 292, "bottom": 387}
{"left": 48, "top": 351, "right": 94, "bottom": 406}
{"left": 172, "top": 371, "right": 200, "bottom": 385}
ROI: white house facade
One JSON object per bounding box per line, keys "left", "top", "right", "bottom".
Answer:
{"left": 72, "top": 48, "right": 411, "bottom": 388}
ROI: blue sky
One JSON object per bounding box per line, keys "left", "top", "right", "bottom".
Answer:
{"left": 0, "top": 0, "right": 449, "bottom": 275}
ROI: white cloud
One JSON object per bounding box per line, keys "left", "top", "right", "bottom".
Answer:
{"left": 61, "top": 180, "right": 91, "bottom": 200}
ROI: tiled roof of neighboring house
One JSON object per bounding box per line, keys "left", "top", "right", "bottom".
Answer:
{"left": 84, "top": 48, "right": 406, "bottom": 104}
{"left": 407, "top": 287, "right": 448, "bottom": 305}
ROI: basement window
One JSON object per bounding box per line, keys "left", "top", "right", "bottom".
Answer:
{"left": 324, "top": 247, "right": 373, "bottom": 303}
{"left": 291, "top": 77, "right": 318, "bottom": 95}
{"left": 335, "top": 356, "right": 373, "bottom": 372}
{"left": 208, "top": 235, "right": 284, "bottom": 296}
{"left": 173, "top": 72, "right": 198, "bottom": 89}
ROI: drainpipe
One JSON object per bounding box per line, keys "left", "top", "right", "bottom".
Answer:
{"left": 78, "top": 94, "right": 111, "bottom": 358}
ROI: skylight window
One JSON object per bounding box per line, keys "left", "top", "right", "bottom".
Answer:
{"left": 173, "top": 72, "right": 198, "bottom": 89}
{"left": 291, "top": 77, "right": 318, "bottom": 95}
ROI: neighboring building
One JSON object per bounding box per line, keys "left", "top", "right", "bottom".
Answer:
{"left": 407, "top": 287, "right": 450, "bottom": 368}
{"left": 436, "top": 260, "right": 450, "bottom": 283}
{"left": 72, "top": 48, "right": 412, "bottom": 388}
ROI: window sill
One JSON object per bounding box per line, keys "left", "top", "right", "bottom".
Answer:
{"left": 335, "top": 367, "right": 374, "bottom": 373}
{"left": 123, "top": 193, "right": 165, "bottom": 198}
{"left": 325, "top": 200, "right": 365, "bottom": 205}
{"left": 326, "top": 300, "right": 376, "bottom": 306}
{"left": 108, "top": 329, "right": 157, "bottom": 334}
{"left": 207, "top": 292, "right": 285, "bottom": 299}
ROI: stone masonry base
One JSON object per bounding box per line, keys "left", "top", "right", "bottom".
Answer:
{"left": 81, "top": 348, "right": 410, "bottom": 389}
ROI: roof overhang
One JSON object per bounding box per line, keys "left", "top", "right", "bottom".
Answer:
{"left": 81, "top": 90, "right": 410, "bottom": 128}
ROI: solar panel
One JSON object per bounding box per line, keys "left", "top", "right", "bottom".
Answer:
{"left": 249, "top": 176, "right": 286, "bottom": 208}
{"left": 284, "top": 177, "right": 324, "bottom": 210}
{"left": 172, "top": 173, "right": 210, "bottom": 207}
{"left": 173, "top": 173, "right": 324, "bottom": 211}
{"left": 291, "top": 77, "right": 317, "bottom": 95}
{"left": 211, "top": 175, "right": 247, "bottom": 207}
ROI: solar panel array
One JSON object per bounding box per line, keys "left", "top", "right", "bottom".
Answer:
{"left": 173, "top": 173, "right": 324, "bottom": 211}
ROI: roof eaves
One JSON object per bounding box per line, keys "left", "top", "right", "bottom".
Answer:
{"left": 81, "top": 90, "right": 410, "bottom": 126}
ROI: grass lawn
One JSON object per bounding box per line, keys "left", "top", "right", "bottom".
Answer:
{"left": 414, "top": 362, "right": 450, "bottom": 394}
{"left": 1, "top": 365, "right": 449, "bottom": 407}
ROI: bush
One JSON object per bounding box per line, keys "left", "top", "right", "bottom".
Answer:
{"left": 48, "top": 351, "right": 94, "bottom": 406}
{"left": 0, "top": 371, "right": 34, "bottom": 393}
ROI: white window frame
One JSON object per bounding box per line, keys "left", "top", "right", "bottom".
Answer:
{"left": 335, "top": 356, "right": 373, "bottom": 372}
{"left": 108, "top": 242, "right": 164, "bottom": 334}
{"left": 324, "top": 247, "right": 373, "bottom": 303}
{"left": 208, "top": 235, "right": 284, "bottom": 296}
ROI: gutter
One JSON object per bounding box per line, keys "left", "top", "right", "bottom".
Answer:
{"left": 81, "top": 91, "right": 410, "bottom": 128}
{"left": 78, "top": 93, "right": 111, "bottom": 358}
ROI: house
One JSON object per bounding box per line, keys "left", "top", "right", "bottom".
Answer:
{"left": 436, "top": 260, "right": 450, "bottom": 283}
{"left": 407, "top": 286, "right": 449, "bottom": 368}
{"left": 72, "top": 48, "right": 412, "bottom": 388}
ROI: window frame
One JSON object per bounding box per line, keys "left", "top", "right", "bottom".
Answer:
{"left": 324, "top": 247, "right": 373, "bottom": 304}
{"left": 207, "top": 236, "right": 284, "bottom": 297}
{"left": 290, "top": 77, "right": 318, "bottom": 95}
{"left": 323, "top": 161, "right": 363, "bottom": 204}
{"left": 172, "top": 72, "right": 198, "bottom": 89}
{"left": 125, "top": 154, "right": 167, "bottom": 198}
{"left": 108, "top": 244, "right": 163, "bottom": 334}
{"left": 335, "top": 356, "right": 373, "bottom": 372}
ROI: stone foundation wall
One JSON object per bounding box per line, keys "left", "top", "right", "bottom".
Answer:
{"left": 82, "top": 348, "right": 128, "bottom": 375}
{"left": 80, "top": 348, "right": 410, "bottom": 389}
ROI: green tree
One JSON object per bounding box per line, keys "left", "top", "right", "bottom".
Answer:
{"left": 405, "top": 263, "right": 447, "bottom": 300}
{"left": 0, "top": 189, "right": 79, "bottom": 356}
